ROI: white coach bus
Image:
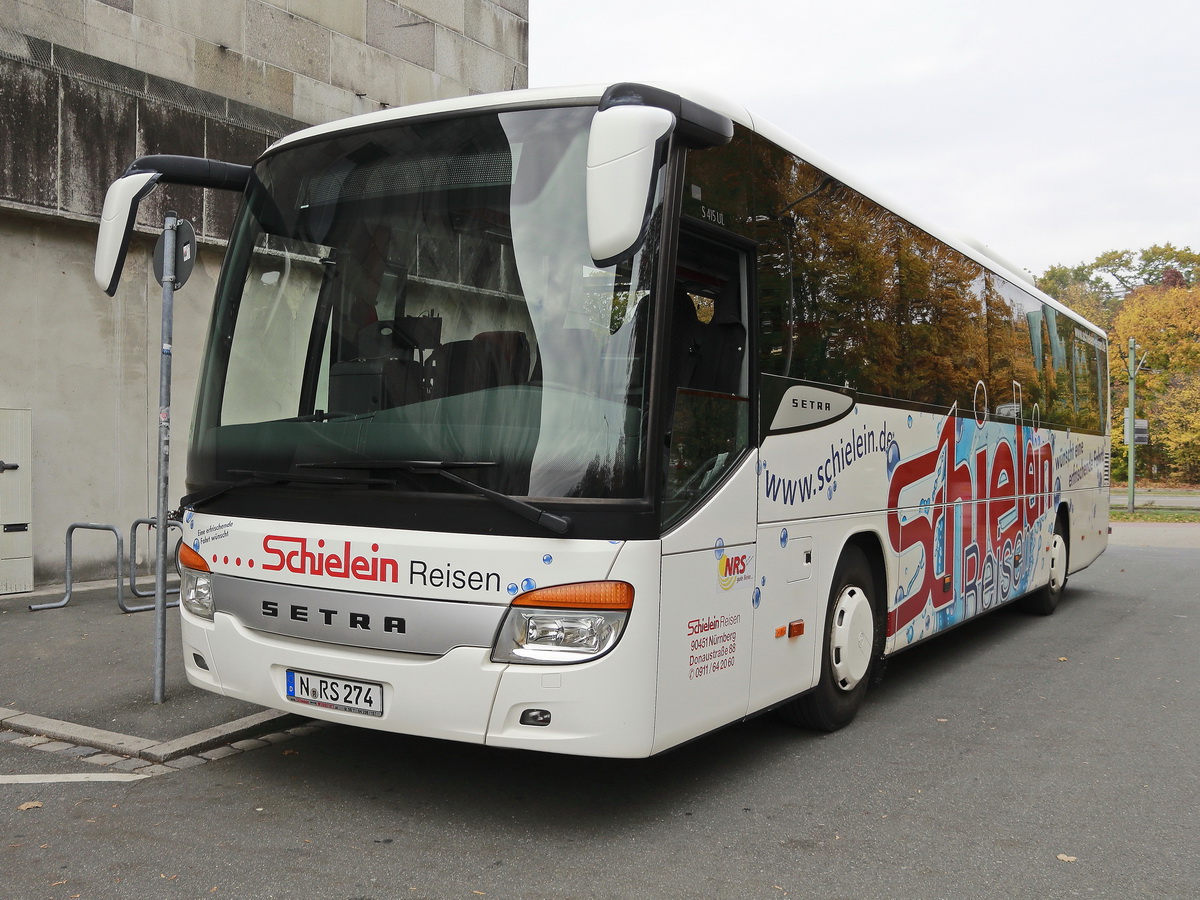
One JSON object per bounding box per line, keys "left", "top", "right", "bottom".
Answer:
{"left": 95, "top": 83, "right": 1109, "bottom": 757}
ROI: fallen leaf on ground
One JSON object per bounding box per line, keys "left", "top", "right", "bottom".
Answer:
{"left": 17, "top": 801, "right": 42, "bottom": 811}
{"left": 1057, "top": 853, "right": 1077, "bottom": 862}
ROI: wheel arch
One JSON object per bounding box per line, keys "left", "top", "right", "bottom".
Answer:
{"left": 840, "top": 529, "right": 889, "bottom": 657}
{"left": 1056, "top": 500, "right": 1071, "bottom": 546}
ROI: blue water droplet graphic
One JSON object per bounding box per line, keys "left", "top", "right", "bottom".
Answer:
{"left": 542, "top": 554, "right": 553, "bottom": 565}
{"left": 507, "top": 583, "right": 519, "bottom": 596}
{"left": 521, "top": 578, "right": 537, "bottom": 592}
{"left": 714, "top": 538, "right": 725, "bottom": 559}
{"left": 752, "top": 588, "right": 761, "bottom": 608}
{"left": 780, "top": 527, "right": 789, "bottom": 548}
{"left": 886, "top": 440, "right": 901, "bottom": 477}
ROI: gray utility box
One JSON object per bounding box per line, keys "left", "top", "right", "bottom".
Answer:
{"left": 0, "top": 408, "right": 32, "bottom": 593}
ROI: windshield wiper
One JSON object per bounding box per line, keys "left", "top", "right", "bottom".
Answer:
{"left": 301, "top": 459, "right": 573, "bottom": 535}
{"left": 429, "top": 467, "right": 572, "bottom": 536}
{"left": 280, "top": 410, "right": 376, "bottom": 423}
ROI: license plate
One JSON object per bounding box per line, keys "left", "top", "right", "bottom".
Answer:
{"left": 285, "top": 669, "right": 384, "bottom": 717}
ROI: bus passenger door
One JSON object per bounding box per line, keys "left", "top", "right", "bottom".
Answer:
{"left": 654, "top": 231, "right": 757, "bottom": 753}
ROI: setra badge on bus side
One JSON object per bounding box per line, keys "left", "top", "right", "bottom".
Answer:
{"left": 768, "top": 384, "right": 856, "bottom": 433}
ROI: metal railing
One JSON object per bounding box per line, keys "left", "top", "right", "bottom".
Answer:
{"left": 29, "top": 519, "right": 180, "bottom": 613}
{"left": 128, "top": 517, "right": 182, "bottom": 599}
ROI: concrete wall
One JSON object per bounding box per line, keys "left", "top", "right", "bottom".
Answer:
{"left": 0, "top": 1, "right": 528, "bottom": 587}
{"left": 0, "top": 211, "right": 222, "bottom": 585}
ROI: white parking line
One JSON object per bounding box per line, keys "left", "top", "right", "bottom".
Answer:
{"left": 0, "top": 773, "right": 149, "bottom": 784}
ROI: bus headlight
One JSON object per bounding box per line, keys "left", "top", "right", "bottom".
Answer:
{"left": 492, "top": 581, "right": 633, "bottom": 664}
{"left": 177, "top": 541, "right": 215, "bottom": 620}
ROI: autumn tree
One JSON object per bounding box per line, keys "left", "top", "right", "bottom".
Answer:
{"left": 1039, "top": 244, "right": 1200, "bottom": 483}
{"left": 1110, "top": 283, "right": 1200, "bottom": 481}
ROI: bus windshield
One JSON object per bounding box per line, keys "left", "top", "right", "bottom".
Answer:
{"left": 190, "top": 106, "right": 661, "bottom": 507}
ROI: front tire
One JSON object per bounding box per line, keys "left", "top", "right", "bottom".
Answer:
{"left": 779, "top": 546, "right": 878, "bottom": 731}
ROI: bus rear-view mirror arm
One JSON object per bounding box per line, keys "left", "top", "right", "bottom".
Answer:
{"left": 95, "top": 155, "right": 251, "bottom": 296}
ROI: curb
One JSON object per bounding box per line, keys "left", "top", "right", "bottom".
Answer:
{"left": 0, "top": 707, "right": 321, "bottom": 775}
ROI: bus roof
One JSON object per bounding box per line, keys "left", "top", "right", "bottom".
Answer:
{"left": 265, "top": 83, "right": 1105, "bottom": 343}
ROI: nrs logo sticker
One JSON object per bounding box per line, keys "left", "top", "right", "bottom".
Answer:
{"left": 717, "top": 552, "right": 754, "bottom": 592}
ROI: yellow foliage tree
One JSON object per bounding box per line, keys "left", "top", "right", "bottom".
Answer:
{"left": 1111, "top": 284, "right": 1200, "bottom": 481}
{"left": 1155, "top": 373, "right": 1200, "bottom": 480}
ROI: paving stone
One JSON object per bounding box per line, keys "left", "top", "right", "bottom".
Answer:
{"left": 84, "top": 753, "right": 127, "bottom": 766}
{"left": 10, "top": 735, "right": 50, "bottom": 747}
{"left": 165, "top": 755, "right": 208, "bottom": 770}
{"left": 258, "top": 732, "right": 293, "bottom": 744}
{"left": 32, "top": 741, "right": 75, "bottom": 753}
{"left": 0, "top": 731, "right": 24, "bottom": 742}
{"left": 229, "top": 738, "right": 269, "bottom": 751}
{"left": 112, "top": 756, "right": 151, "bottom": 771}
{"left": 134, "top": 764, "right": 175, "bottom": 776}
{"left": 59, "top": 745, "right": 102, "bottom": 758}
{"left": 286, "top": 724, "right": 325, "bottom": 738}
{"left": 199, "top": 745, "right": 242, "bottom": 761}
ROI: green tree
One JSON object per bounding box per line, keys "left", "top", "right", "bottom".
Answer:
{"left": 1092, "top": 244, "right": 1200, "bottom": 294}
{"left": 1038, "top": 262, "right": 1108, "bottom": 302}
{"left": 1039, "top": 243, "right": 1198, "bottom": 309}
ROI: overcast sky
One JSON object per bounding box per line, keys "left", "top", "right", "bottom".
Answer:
{"left": 529, "top": 0, "right": 1198, "bottom": 278}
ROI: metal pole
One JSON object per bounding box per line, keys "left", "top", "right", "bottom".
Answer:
{"left": 153, "top": 211, "right": 177, "bottom": 704}
{"left": 1126, "top": 336, "right": 1136, "bottom": 515}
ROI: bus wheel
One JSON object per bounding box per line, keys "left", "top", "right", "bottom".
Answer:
{"left": 779, "top": 546, "right": 877, "bottom": 732}
{"left": 1021, "top": 515, "right": 1069, "bottom": 616}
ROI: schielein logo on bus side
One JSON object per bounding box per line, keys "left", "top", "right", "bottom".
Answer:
{"left": 255, "top": 534, "right": 503, "bottom": 592}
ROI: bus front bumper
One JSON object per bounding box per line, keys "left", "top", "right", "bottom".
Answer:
{"left": 182, "top": 609, "right": 657, "bottom": 757}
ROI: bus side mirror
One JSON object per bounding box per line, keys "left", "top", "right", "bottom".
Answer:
{"left": 95, "top": 156, "right": 252, "bottom": 296}
{"left": 586, "top": 104, "right": 674, "bottom": 267}
{"left": 95, "top": 170, "right": 163, "bottom": 296}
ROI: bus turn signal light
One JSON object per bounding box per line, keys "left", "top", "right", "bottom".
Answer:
{"left": 178, "top": 542, "right": 210, "bottom": 573}
{"left": 511, "top": 581, "right": 634, "bottom": 610}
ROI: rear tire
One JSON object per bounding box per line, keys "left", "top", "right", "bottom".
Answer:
{"left": 779, "top": 546, "right": 878, "bottom": 731}
{"left": 1021, "top": 514, "right": 1068, "bottom": 616}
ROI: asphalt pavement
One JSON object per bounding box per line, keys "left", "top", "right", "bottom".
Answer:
{"left": 0, "top": 524, "right": 1197, "bottom": 898}
{"left": 3, "top": 524, "right": 1198, "bottom": 771}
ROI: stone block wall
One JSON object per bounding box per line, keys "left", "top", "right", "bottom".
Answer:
{"left": 0, "top": 0, "right": 528, "bottom": 587}
{"left": 2, "top": 0, "right": 528, "bottom": 121}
